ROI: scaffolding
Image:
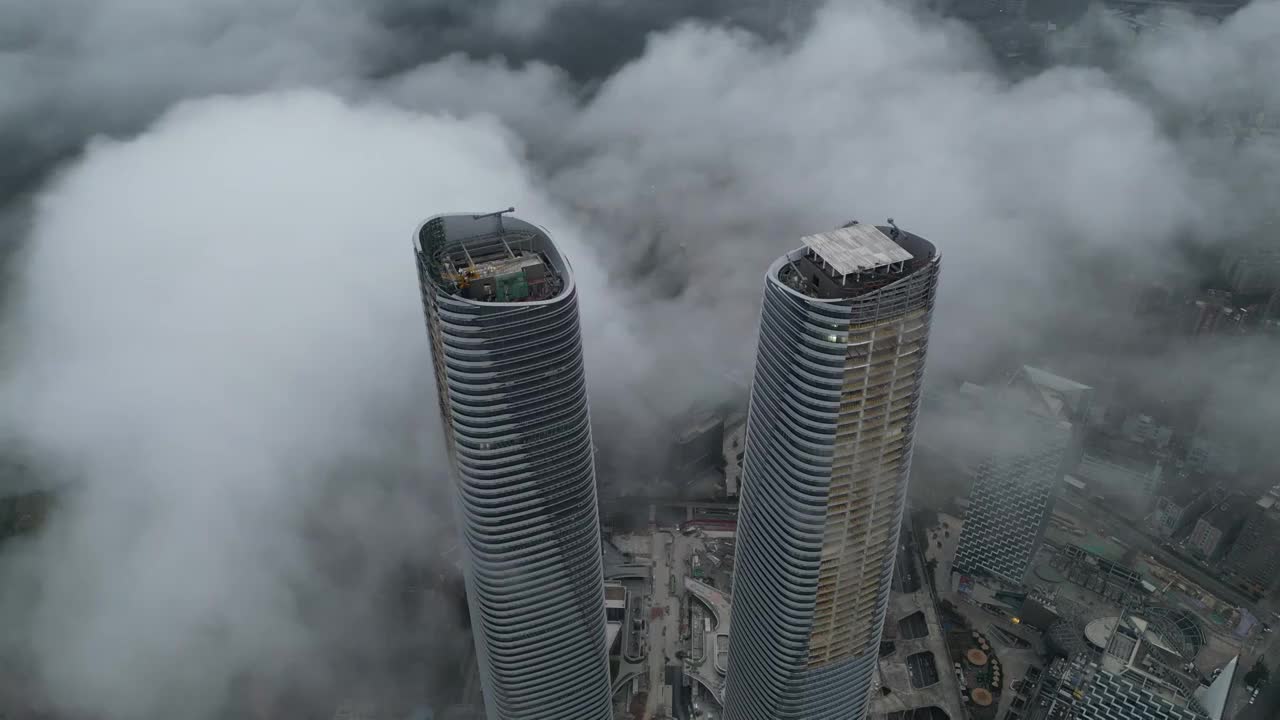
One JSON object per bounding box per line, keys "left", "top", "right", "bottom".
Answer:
{"left": 421, "top": 211, "right": 563, "bottom": 303}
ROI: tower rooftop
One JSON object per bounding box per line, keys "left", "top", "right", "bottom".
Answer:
{"left": 416, "top": 211, "right": 566, "bottom": 304}
{"left": 801, "top": 224, "right": 913, "bottom": 275}
{"left": 778, "top": 221, "right": 936, "bottom": 300}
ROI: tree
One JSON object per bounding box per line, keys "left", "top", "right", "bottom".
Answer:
{"left": 1245, "top": 658, "right": 1270, "bottom": 688}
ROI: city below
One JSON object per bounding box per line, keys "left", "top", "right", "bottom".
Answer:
{"left": 404, "top": 206, "right": 1280, "bottom": 720}
{"left": 0, "top": 1, "right": 1277, "bottom": 720}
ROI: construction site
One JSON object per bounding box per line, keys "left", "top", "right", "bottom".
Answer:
{"left": 419, "top": 210, "right": 565, "bottom": 305}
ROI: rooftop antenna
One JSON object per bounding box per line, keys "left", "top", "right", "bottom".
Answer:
{"left": 887, "top": 217, "right": 900, "bottom": 240}
{"left": 472, "top": 207, "right": 516, "bottom": 236}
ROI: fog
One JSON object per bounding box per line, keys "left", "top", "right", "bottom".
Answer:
{"left": 0, "top": 0, "right": 799, "bottom": 200}
{"left": 0, "top": 92, "right": 593, "bottom": 716}
{"left": 1, "top": 0, "right": 1279, "bottom": 717}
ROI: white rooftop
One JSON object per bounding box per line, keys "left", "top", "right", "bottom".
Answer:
{"left": 606, "top": 622, "right": 622, "bottom": 654}
{"left": 1194, "top": 655, "right": 1237, "bottom": 720}
{"left": 1085, "top": 616, "right": 1119, "bottom": 650}
{"left": 801, "top": 224, "right": 912, "bottom": 275}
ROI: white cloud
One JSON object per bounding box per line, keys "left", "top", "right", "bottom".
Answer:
{"left": 0, "top": 90, "right": 599, "bottom": 718}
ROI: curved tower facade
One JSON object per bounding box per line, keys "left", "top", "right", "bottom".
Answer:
{"left": 723, "top": 223, "right": 941, "bottom": 720}
{"left": 413, "top": 213, "right": 613, "bottom": 720}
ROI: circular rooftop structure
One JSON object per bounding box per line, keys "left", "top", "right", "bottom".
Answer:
{"left": 1035, "top": 563, "right": 1067, "bottom": 584}
{"left": 971, "top": 688, "right": 993, "bottom": 706}
{"left": 1085, "top": 617, "right": 1120, "bottom": 651}
{"left": 966, "top": 649, "right": 989, "bottom": 666}
{"left": 1045, "top": 619, "right": 1087, "bottom": 658}
{"left": 1084, "top": 609, "right": 1204, "bottom": 658}
{"left": 1144, "top": 605, "right": 1205, "bottom": 658}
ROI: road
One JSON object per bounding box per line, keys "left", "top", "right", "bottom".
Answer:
{"left": 647, "top": 531, "right": 675, "bottom": 718}
{"left": 1056, "top": 494, "right": 1258, "bottom": 612}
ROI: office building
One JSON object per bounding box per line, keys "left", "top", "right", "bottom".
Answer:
{"left": 1222, "top": 500, "right": 1280, "bottom": 597}
{"left": 1150, "top": 471, "right": 1217, "bottom": 540}
{"left": 1185, "top": 495, "right": 1248, "bottom": 560}
{"left": 413, "top": 212, "right": 613, "bottom": 720}
{"left": 1077, "top": 432, "right": 1167, "bottom": 518}
{"left": 722, "top": 222, "right": 941, "bottom": 720}
{"left": 951, "top": 367, "right": 1081, "bottom": 586}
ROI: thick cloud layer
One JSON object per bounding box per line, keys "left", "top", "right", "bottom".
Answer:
{"left": 0, "top": 0, "right": 371, "bottom": 196}
{"left": 0, "top": 0, "right": 805, "bottom": 199}
{"left": 550, "top": 2, "right": 1198, "bottom": 373}
{"left": 0, "top": 91, "right": 619, "bottom": 717}
{"left": 522, "top": 3, "right": 1219, "bottom": 485}
{"left": 1, "top": 0, "right": 1279, "bottom": 717}
{"left": 377, "top": 4, "right": 1238, "bottom": 494}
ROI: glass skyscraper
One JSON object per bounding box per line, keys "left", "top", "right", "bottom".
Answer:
{"left": 413, "top": 212, "right": 613, "bottom": 720}
{"left": 723, "top": 222, "right": 941, "bottom": 720}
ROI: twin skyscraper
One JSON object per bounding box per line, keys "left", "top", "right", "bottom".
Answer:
{"left": 413, "top": 212, "right": 941, "bottom": 720}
